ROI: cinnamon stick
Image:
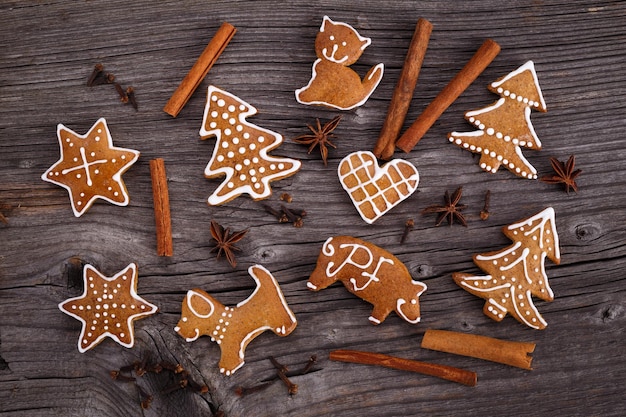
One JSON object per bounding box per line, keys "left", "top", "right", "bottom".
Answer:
{"left": 149, "top": 158, "right": 173, "bottom": 256}
{"left": 373, "top": 18, "right": 433, "bottom": 160}
{"left": 163, "top": 22, "right": 236, "bottom": 117}
{"left": 329, "top": 349, "right": 476, "bottom": 387}
{"left": 395, "top": 39, "right": 501, "bottom": 153}
{"left": 421, "top": 329, "right": 535, "bottom": 370}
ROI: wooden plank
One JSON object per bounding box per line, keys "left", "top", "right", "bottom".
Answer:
{"left": 1, "top": 0, "right": 626, "bottom": 416}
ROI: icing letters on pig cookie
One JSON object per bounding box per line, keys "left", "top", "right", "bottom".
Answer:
{"left": 295, "top": 16, "right": 384, "bottom": 110}
{"left": 338, "top": 151, "right": 419, "bottom": 224}
{"left": 200, "top": 85, "right": 301, "bottom": 205}
{"left": 175, "top": 265, "right": 297, "bottom": 375}
{"left": 307, "top": 236, "right": 427, "bottom": 325}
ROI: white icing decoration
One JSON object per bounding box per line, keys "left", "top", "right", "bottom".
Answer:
{"left": 176, "top": 265, "right": 296, "bottom": 376}
{"left": 338, "top": 151, "right": 419, "bottom": 224}
{"left": 58, "top": 263, "right": 157, "bottom": 353}
{"left": 199, "top": 86, "right": 301, "bottom": 205}
{"left": 294, "top": 16, "right": 384, "bottom": 110}
{"left": 41, "top": 118, "right": 140, "bottom": 217}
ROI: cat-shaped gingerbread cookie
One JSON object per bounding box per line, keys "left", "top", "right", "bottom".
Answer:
{"left": 296, "top": 16, "right": 384, "bottom": 110}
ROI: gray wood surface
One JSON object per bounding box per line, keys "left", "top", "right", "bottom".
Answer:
{"left": 1, "top": 1, "right": 625, "bottom": 416}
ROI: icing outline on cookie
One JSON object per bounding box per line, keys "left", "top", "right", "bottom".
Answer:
{"left": 174, "top": 265, "right": 297, "bottom": 376}
{"left": 41, "top": 118, "right": 140, "bottom": 217}
{"left": 199, "top": 85, "right": 301, "bottom": 205}
{"left": 448, "top": 61, "right": 546, "bottom": 179}
{"left": 295, "top": 16, "right": 384, "bottom": 110}
{"left": 453, "top": 207, "right": 560, "bottom": 329}
{"left": 58, "top": 263, "right": 158, "bottom": 353}
{"left": 338, "top": 151, "right": 419, "bottom": 224}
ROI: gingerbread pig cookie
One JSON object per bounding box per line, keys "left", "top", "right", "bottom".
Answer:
{"left": 307, "top": 236, "right": 427, "bottom": 325}
{"left": 42, "top": 118, "right": 140, "bottom": 217}
{"left": 59, "top": 263, "right": 158, "bottom": 352}
{"left": 199, "top": 86, "right": 301, "bottom": 205}
{"left": 175, "top": 265, "right": 297, "bottom": 376}
{"left": 338, "top": 151, "right": 419, "bottom": 224}
{"left": 453, "top": 207, "right": 560, "bottom": 329}
{"left": 295, "top": 16, "right": 384, "bottom": 110}
{"left": 448, "top": 61, "right": 547, "bottom": 179}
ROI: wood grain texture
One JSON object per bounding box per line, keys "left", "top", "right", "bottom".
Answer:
{"left": 1, "top": 1, "right": 625, "bottom": 416}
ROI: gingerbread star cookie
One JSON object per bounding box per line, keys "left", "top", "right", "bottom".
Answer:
{"left": 199, "top": 86, "right": 301, "bottom": 205}
{"left": 59, "top": 263, "right": 158, "bottom": 352}
{"left": 42, "top": 118, "right": 140, "bottom": 217}
{"left": 453, "top": 207, "right": 560, "bottom": 329}
{"left": 338, "top": 151, "right": 419, "bottom": 224}
{"left": 448, "top": 61, "right": 546, "bottom": 179}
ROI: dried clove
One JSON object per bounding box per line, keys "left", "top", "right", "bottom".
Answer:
{"left": 113, "top": 82, "right": 129, "bottom": 103}
{"left": 400, "top": 219, "right": 415, "bottom": 244}
{"left": 110, "top": 370, "right": 136, "bottom": 382}
{"left": 126, "top": 86, "right": 138, "bottom": 110}
{"left": 480, "top": 190, "right": 491, "bottom": 220}
{"left": 87, "top": 63, "right": 104, "bottom": 87}
{"left": 277, "top": 369, "right": 298, "bottom": 395}
{"left": 280, "top": 192, "right": 293, "bottom": 203}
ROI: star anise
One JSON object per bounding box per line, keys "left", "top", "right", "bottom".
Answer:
{"left": 293, "top": 115, "right": 342, "bottom": 166}
{"left": 209, "top": 220, "right": 248, "bottom": 268}
{"left": 540, "top": 155, "right": 581, "bottom": 194}
{"left": 422, "top": 186, "right": 468, "bottom": 227}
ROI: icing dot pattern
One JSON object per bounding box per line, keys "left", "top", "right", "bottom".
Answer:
{"left": 453, "top": 208, "right": 560, "bottom": 330}
{"left": 447, "top": 61, "right": 546, "bottom": 180}
{"left": 41, "top": 118, "right": 140, "bottom": 217}
{"left": 199, "top": 86, "right": 301, "bottom": 205}
{"left": 58, "top": 263, "right": 158, "bottom": 353}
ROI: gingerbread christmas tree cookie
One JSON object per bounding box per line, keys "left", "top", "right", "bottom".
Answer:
{"left": 59, "top": 263, "right": 158, "bottom": 352}
{"left": 448, "top": 61, "right": 546, "bottom": 179}
{"left": 452, "top": 207, "right": 560, "bottom": 329}
{"left": 41, "top": 118, "right": 140, "bottom": 217}
{"left": 199, "top": 86, "right": 301, "bottom": 205}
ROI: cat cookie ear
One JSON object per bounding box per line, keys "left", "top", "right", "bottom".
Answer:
{"left": 320, "top": 15, "right": 333, "bottom": 32}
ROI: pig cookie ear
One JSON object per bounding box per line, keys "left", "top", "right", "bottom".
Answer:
{"left": 187, "top": 289, "right": 215, "bottom": 318}
{"left": 396, "top": 298, "right": 421, "bottom": 324}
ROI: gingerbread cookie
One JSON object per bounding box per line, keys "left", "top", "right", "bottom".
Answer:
{"left": 453, "top": 207, "right": 560, "bottom": 329}
{"left": 295, "top": 16, "right": 384, "bottom": 110}
{"left": 175, "top": 265, "right": 297, "bottom": 376}
{"left": 199, "top": 86, "right": 301, "bottom": 205}
{"left": 448, "top": 61, "right": 546, "bottom": 179}
{"left": 59, "top": 263, "right": 158, "bottom": 352}
{"left": 307, "top": 236, "right": 427, "bottom": 325}
{"left": 41, "top": 118, "right": 140, "bottom": 217}
{"left": 338, "top": 151, "right": 419, "bottom": 224}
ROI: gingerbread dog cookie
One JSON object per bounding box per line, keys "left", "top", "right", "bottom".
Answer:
{"left": 338, "top": 151, "right": 419, "bottom": 224}
{"left": 42, "top": 118, "right": 140, "bottom": 217}
{"left": 199, "top": 86, "right": 301, "bottom": 205}
{"left": 307, "top": 236, "right": 427, "bottom": 325}
{"left": 295, "top": 16, "right": 384, "bottom": 110}
{"left": 448, "top": 61, "right": 547, "bottom": 179}
{"left": 59, "top": 263, "right": 158, "bottom": 352}
{"left": 453, "top": 207, "right": 560, "bottom": 329}
{"left": 175, "top": 265, "right": 297, "bottom": 376}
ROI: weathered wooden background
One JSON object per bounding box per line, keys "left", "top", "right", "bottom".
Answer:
{"left": 1, "top": 1, "right": 625, "bottom": 416}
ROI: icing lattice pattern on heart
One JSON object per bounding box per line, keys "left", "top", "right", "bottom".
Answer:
{"left": 338, "top": 151, "right": 419, "bottom": 224}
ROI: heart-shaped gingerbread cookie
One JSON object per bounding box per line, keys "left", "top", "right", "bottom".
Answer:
{"left": 338, "top": 151, "right": 419, "bottom": 224}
